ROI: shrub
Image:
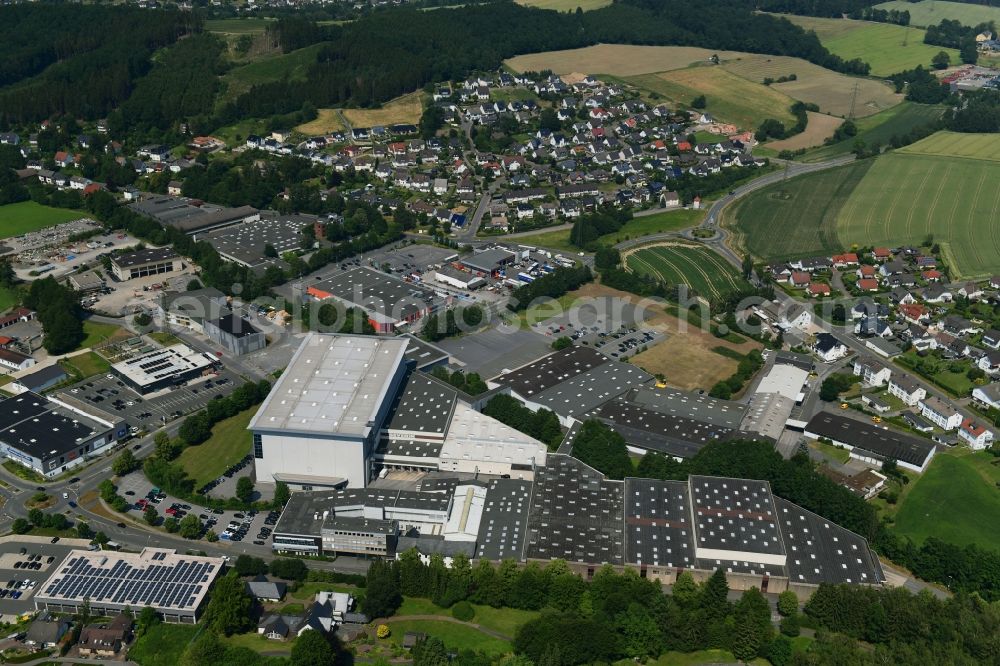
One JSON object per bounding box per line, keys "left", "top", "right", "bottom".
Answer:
{"left": 452, "top": 600, "right": 475, "bottom": 622}
{"left": 377, "top": 624, "right": 390, "bottom": 639}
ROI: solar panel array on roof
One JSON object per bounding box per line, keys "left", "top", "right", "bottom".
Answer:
{"left": 39, "top": 551, "right": 220, "bottom": 611}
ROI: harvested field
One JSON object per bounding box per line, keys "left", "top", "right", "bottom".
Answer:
{"left": 801, "top": 101, "right": 944, "bottom": 161}
{"left": 505, "top": 44, "right": 747, "bottom": 77}
{"left": 722, "top": 54, "right": 901, "bottom": 118}
{"left": 628, "top": 67, "right": 796, "bottom": 129}
{"left": 342, "top": 92, "right": 423, "bottom": 127}
{"left": 623, "top": 243, "right": 747, "bottom": 301}
{"left": 773, "top": 14, "right": 864, "bottom": 40}
{"left": 766, "top": 112, "right": 842, "bottom": 151}
{"left": 562, "top": 283, "right": 759, "bottom": 391}
{"left": 295, "top": 109, "right": 346, "bottom": 135}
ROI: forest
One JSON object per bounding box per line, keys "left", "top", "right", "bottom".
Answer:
{"left": 0, "top": 5, "right": 197, "bottom": 124}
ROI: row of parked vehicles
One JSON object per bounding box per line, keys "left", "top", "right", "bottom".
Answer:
{"left": 198, "top": 453, "right": 253, "bottom": 495}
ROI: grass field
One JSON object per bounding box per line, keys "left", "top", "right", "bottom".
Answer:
{"left": 205, "top": 18, "right": 276, "bottom": 34}
{"left": 898, "top": 130, "right": 1000, "bottom": 161}
{"left": 726, "top": 160, "right": 872, "bottom": 261}
{"left": 59, "top": 351, "right": 110, "bottom": 381}
{"left": 385, "top": 619, "right": 512, "bottom": 654}
{"left": 221, "top": 43, "right": 327, "bottom": 102}
{"left": 893, "top": 450, "right": 1000, "bottom": 551}
{"left": 625, "top": 243, "right": 746, "bottom": 301}
{"left": 295, "top": 109, "right": 346, "bottom": 135}
{"left": 78, "top": 321, "right": 125, "bottom": 350}
{"left": 0, "top": 202, "right": 86, "bottom": 240}
{"left": 767, "top": 112, "right": 842, "bottom": 151}
{"left": 128, "top": 623, "right": 199, "bottom": 666}
{"left": 721, "top": 54, "right": 900, "bottom": 118}
{"left": 875, "top": 0, "right": 1000, "bottom": 27}
{"left": 629, "top": 66, "right": 796, "bottom": 129}
{"left": 342, "top": 92, "right": 423, "bottom": 127}
{"left": 397, "top": 597, "right": 540, "bottom": 636}
{"left": 0, "top": 286, "right": 19, "bottom": 313}
{"left": 801, "top": 102, "right": 944, "bottom": 162}
{"left": 786, "top": 17, "right": 958, "bottom": 76}
{"left": 505, "top": 45, "right": 747, "bottom": 77}
{"left": 836, "top": 150, "right": 1000, "bottom": 278}
{"left": 601, "top": 208, "right": 705, "bottom": 244}
{"left": 515, "top": 0, "right": 611, "bottom": 10}
{"left": 177, "top": 408, "right": 254, "bottom": 488}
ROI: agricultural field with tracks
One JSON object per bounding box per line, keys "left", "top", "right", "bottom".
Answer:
{"left": 725, "top": 161, "right": 872, "bottom": 262}
{"left": 504, "top": 45, "right": 746, "bottom": 77}
{"left": 836, "top": 150, "right": 1000, "bottom": 279}
{"left": 624, "top": 243, "right": 746, "bottom": 300}
{"left": 897, "top": 131, "right": 1000, "bottom": 162}
{"left": 783, "top": 16, "right": 958, "bottom": 76}
{"left": 874, "top": 0, "right": 1000, "bottom": 27}
{"left": 721, "top": 54, "right": 901, "bottom": 118}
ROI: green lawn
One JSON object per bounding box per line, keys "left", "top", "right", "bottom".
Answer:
{"left": 396, "top": 597, "right": 539, "bottom": 637}
{"left": 835, "top": 150, "right": 1000, "bottom": 279}
{"left": 875, "top": 0, "right": 1000, "bottom": 27}
{"left": 792, "top": 18, "right": 959, "bottom": 76}
{"left": 148, "top": 331, "right": 182, "bottom": 347}
{"left": 801, "top": 102, "right": 944, "bottom": 162}
{"left": 0, "top": 286, "right": 20, "bottom": 313}
{"left": 508, "top": 228, "right": 578, "bottom": 253}
{"left": 600, "top": 208, "right": 705, "bottom": 244}
{"left": 221, "top": 43, "right": 329, "bottom": 103}
{"left": 725, "top": 159, "right": 872, "bottom": 262}
{"left": 385, "top": 619, "right": 512, "bottom": 655}
{"left": 894, "top": 450, "right": 1000, "bottom": 551}
{"left": 78, "top": 321, "right": 125, "bottom": 350}
{"left": 59, "top": 351, "right": 111, "bottom": 381}
{"left": 0, "top": 201, "right": 86, "bottom": 240}
{"left": 810, "top": 439, "right": 851, "bottom": 464}
{"left": 290, "top": 582, "right": 362, "bottom": 601}
{"left": 626, "top": 244, "right": 747, "bottom": 301}
{"left": 651, "top": 650, "right": 769, "bottom": 666}
{"left": 128, "top": 623, "right": 199, "bottom": 666}
{"left": 177, "top": 407, "right": 255, "bottom": 488}
{"left": 222, "top": 630, "right": 294, "bottom": 654}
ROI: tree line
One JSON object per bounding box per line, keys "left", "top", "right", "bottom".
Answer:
{"left": 0, "top": 4, "right": 197, "bottom": 124}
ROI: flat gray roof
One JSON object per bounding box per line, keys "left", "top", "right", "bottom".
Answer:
{"left": 250, "top": 333, "right": 407, "bottom": 438}
{"left": 308, "top": 268, "right": 435, "bottom": 323}
{"left": 398, "top": 334, "right": 450, "bottom": 370}
{"left": 529, "top": 361, "right": 653, "bottom": 418}
{"left": 476, "top": 478, "right": 532, "bottom": 561}
{"left": 495, "top": 346, "right": 608, "bottom": 397}
{"left": 384, "top": 372, "right": 457, "bottom": 436}
{"left": 111, "top": 246, "right": 177, "bottom": 269}
{"left": 627, "top": 386, "right": 747, "bottom": 429}
{"left": 590, "top": 400, "right": 734, "bottom": 457}
{"left": 805, "top": 411, "right": 935, "bottom": 468}
{"left": 202, "top": 215, "right": 306, "bottom": 268}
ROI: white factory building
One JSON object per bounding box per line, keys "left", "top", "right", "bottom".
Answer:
{"left": 249, "top": 334, "right": 410, "bottom": 490}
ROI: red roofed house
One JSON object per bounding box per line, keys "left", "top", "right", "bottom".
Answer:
{"left": 898, "top": 303, "right": 928, "bottom": 324}
{"left": 54, "top": 151, "right": 73, "bottom": 168}
{"left": 790, "top": 271, "right": 811, "bottom": 287}
{"left": 809, "top": 283, "right": 832, "bottom": 298}
{"left": 857, "top": 265, "right": 877, "bottom": 279}
{"left": 922, "top": 269, "right": 943, "bottom": 282}
{"left": 676, "top": 141, "right": 692, "bottom": 152}
{"left": 857, "top": 278, "right": 879, "bottom": 292}
{"left": 958, "top": 417, "right": 994, "bottom": 450}
{"left": 832, "top": 253, "right": 859, "bottom": 267}
{"left": 872, "top": 247, "right": 892, "bottom": 262}
{"left": 83, "top": 183, "right": 104, "bottom": 196}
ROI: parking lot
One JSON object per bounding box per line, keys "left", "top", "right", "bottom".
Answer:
{"left": 56, "top": 369, "right": 243, "bottom": 432}
{"left": 0, "top": 536, "right": 94, "bottom": 623}
{"left": 117, "top": 472, "right": 279, "bottom": 548}
{"left": 531, "top": 300, "right": 664, "bottom": 360}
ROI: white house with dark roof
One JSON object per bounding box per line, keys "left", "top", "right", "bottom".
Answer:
{"left": 919, "top": 396, "right": 963, "bottom": 430}
{"left": 888, "top": 375, "right": 926, "bottom": 407}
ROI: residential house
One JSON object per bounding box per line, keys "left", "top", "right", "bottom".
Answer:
{"left": 862, "top": 394, "right": 891, "bottom": 413}
{"left": 983, "top": 329, "right": 1000, "bottom": 350}
{"left": 853, "top": 358, "right": 891, "bottom": 386}
{"left": 978, "top": 349, "right": 1000, "bottom": 375}
{"left": 903, "top": 411, "right": 935, "bottom": 433}
{"left": 872, "top": 247, "right": 892, "bottom": 262}
{"left": 246, "top": 575, "right": 287, "bottom": 602}
{"left": 790, "top": 271, "right": 811, "bottom": 288}
{"left": 832, "top": 252, "right": 859, "bottom": 267}
{"left": 972, "top": 383, "right": 1000, "bottom": 410}
{"left": 958, "top": 417, "right": 994, "bottom": 450}
{"left": 957, "top": 282, "right": 984, "bottom": 300}
{"left": 898, "top": 303, "right": 929, "bottom": 325}
{"left": 809, "top": 283, "right": 831, "bottom": 298}
{"left": 78, "top": 615, "right": 132, "bottom": 658}
{"left": 922, "top": 284, "right": 951, "bottom": 304}
{"left": 919, "top": 396, "right": 963, "bottom": 430}
{"left": 814, "top": 333, "right": 848, "bottom": 362}
{"left": 857, "top": 278, "right": 879, "bottom": 292}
